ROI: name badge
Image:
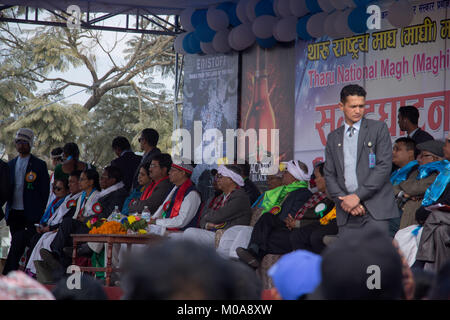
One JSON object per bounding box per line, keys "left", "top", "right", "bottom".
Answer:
{"left": 369, "top": 152, "right": 376, "bottom": 168}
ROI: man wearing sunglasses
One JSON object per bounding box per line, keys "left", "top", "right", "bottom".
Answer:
{"left": 2, "top": 128, "right": 50, "bottom": 275}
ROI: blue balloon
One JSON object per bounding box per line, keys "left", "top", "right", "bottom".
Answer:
{"left": 256, "top": 36, "right": 277, "bottom": 48}
{"left": 255, "top": 0, "right": 275, "bottom": 17}
{"left": 306, "top": 0, "right": 322, "bottom": 14}
{"left": 191, "top": 9, "right": 207, "bottom": 29}
{"left": 194, "top": 22, "right": 216, "bottom": 42}
{"left": 353, "top": 0, "right": 372, "bottom": 7}
{"left": 183, "top": 32, "right": 201, "bottom": 54}
{"left": 348, "top": 6, "right": 369, "bottom": 34}
{"left": 296, "top": 14, "right": 313, "bottom": 40}
{"left": 228, "top": 3, "right": 241, "bottom": 26}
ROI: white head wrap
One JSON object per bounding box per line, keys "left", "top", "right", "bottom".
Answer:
{"left": 286, "top": 160, "right": 310, "bottom": 181}
{"left": 218, "top": 165, "right": 245, "bottom": 187}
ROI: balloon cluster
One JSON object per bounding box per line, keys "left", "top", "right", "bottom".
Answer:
{"left": 174, "top": 0, "right": 413, "bottom": 55}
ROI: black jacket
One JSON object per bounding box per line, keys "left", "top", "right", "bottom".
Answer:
{"left": 278, "top": 188, "right": 313, "bottom": 221}
{"left": 0, "top": 160, "right": 10, "bottom": 221}
{"left": 97, "top": 187, "right": 129, "bottom": 220}
{"left": 411, "top": 128, "right": 434, "bottom": 145}
{"left": 110, "top": 151, "right": 142, "bottom": 192}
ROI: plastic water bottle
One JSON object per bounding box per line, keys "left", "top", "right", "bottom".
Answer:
{"left": 112, "top": 205, "right": 121, "bottom": 222}
{"left": 142, "top": 206, "right": 151, "bottom": 223}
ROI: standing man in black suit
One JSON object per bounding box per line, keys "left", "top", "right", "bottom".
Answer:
{"left": 324, "top": 85, "right": 398, "bottom": 236}
{"left": 111, "top": 136, "right": 142, "bottom": 192}
{"left": 131, "top": 128, "right": 161, "bottom": 189}
{"left": 398, "top": 106, "right": 434, "bottom": 149}
{"left": 3, "top": 128, "right": 50, "bottom": 275}
{"left": 0, "top": 159, "right": 11, "bottom": 221}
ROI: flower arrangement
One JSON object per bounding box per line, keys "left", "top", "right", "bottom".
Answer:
{"left": 121, "top": 215, "right": 148, "bottom": 234}
{"left": 89, "top": 221, "right": 126, "bottom": 235}
{"left": 86, "top": 216, "right": 106, "bottom": 229}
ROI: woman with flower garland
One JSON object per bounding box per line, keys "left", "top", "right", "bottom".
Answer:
{"left": 26, "top": 172, "right": 82, "bottom": 280}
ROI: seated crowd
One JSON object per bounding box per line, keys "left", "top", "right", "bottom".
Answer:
{"left": 0, "top": 124, "right": 449, "bottom": 301}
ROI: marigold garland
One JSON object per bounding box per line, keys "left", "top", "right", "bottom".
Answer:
{"left": 89, "top": 221, "right": 126, "bottom": 235}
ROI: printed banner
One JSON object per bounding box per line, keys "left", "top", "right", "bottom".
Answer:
{"left": 295, "top": 1, "right": 450, "bottom": 174}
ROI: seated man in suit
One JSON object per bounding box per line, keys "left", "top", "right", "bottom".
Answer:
{"left": 182, "top": 165, "right": 252, "bottom": 246}
{"left": 236, "top": 160, "right": 312, "bottom": 268}
{"left": 111, "top": 136, "right": 142, "bottom": 192}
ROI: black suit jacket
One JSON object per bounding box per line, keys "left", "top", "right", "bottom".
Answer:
{"left": 110, "top": 151, "right": 142, "bottom": 192}
{"left": 6, "top": 154, "right": 50, "bottom": 225}
{"left": 98, "top": 187, "right": 129, "bottom": 220}
{"left": 0, "top": 160, "right": 10, "bottom": 220}
{"left": 411, "top": 128, "right": 434, "bottom": 145}
{"left": 278, "top": 188, "right": 312, "bottom": 221}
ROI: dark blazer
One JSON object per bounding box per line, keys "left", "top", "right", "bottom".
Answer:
{"left": 0, "top": 160, "right": 11, "bottom": 220}
{"left": 278, "top": 188, "right": 312, "bottom": 221}
{"left": 200, "top": 188, "right": 252, "bottom": 230}
{"left": 410, "top": 128, "right": 434, "bottom": 145}
{"left": 244, "top": 178, "right": 262, "bottom": 205}
{"left": 324, "top": 118, "right": 398, "bottom": 226}
{"left": 128, "top": 179, "right": 174, "bottom": 214}
{"left": 97, "top": 187, "right": 129, "bottom": 220}
{"left": 6, "top": 154, "right": 50, "bottom": 225}
{"left": 110, "top": 151, "right": 142, "bottom": 192}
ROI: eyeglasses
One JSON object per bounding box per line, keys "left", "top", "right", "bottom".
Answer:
{"left": 53, "top": 186, "right": 63, "bottom": 191}
{"left": 149, "top": 164, "right": 159, "bottom": 168}
{"left": 418, "top": 153, "right": 435, "bottom": 159}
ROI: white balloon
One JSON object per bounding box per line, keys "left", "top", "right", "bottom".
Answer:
{"left": 334, "top": 9, "right": 353, "bottom": 37}
{"left": 207, "top": 8, "right": 229, "bottom": 31}
{"left": 324, "top": 11, "right": 342, "bottom": 38}
{"left": 387, "top": 0, "right": 413, "bottom": 28}
{"left": 275, "top": 0, "right": 292, "bottom": 17}
{"left": 180, "top": 8, "right": 195, "bottom": 32}
{"left": 306, "top": 12, "right": 328, "bottom": 38}
{"left": 318, "top": 0, "right": 334, "bottom": 13}
{"left": 246, "top": 0, "right": 260, "bottom": 22}
{"left": 231, "top": 23, "right": 256, "bottom": 51}
{"left": 252, "top": 15, "right": 278, "bottom": 39}
{"left": 174, "top": 33, "right": 188, "bottom": 54}
{"left": 273, "top": 15, "right": 297, "bottom": 42}
{"left": 237, "top": 0, "right": 250, "bottom": 24}
{"left": 200, "top": 41, "right": 217, "bottom": 54}
{"left": 329, "top": 0, "right": 348, "bottom": 10}
{"left": 213, "top": 29, "right": 231, "bottom": 53}
{"left": 290, "top": 0, "right": 309, "bottom": 17}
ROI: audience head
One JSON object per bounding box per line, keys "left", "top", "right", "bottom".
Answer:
{"left": 428, "top": 259, "right": 450, "bottom": 300}
{"left": 53, "top": 178, "right": 69, "bottom": 199}
{"left": 50, "top": 147, "right": 64, "bottom": 167}
{"left": 398, "top": 106, "right": 420, "bottom": 131}
{"left": 52, "top": 274, "right": 107, "bottom": 300}
{"left": 282, "top": 160, "right": 308, "bottom": 185}
{"left": 139, "top": 128, "right": 159, "bottom": 152}
{"left": 216, "top": 165, "right": 245, "bottom": 192}
{"left": 69, "top": 170, "right": 82, "bottom": 195}
{"left": 393, "top": 137, "right": 416, "bottom": 167}
{"left": 416, "top": 140, "right": 445, "bottom": 165}
{"left": 316, "top": 225, "right": 403, "bottom": 300}
{"left": 269, "top": 250, "right": 322, "bottom": 300}
{"left": 80, "top": 168, "right": 100, "bottom": 192}
{"left": 313, "top": 162, "right": 326, "bottom": 193}
{"left": 138, "top": 162, "right": 152, "bottom": 187}
{"left": 444, "top": 132, "right": 450, "bottom": 161}
{"left": 14, "top": 128, "right": 34, "bottom": 156}
{"left": 63, "top": 142, "right": 80, "bottom": 161}
{"left": 339, "top": 84, "right": 366, "bottom": 126}
{"left": 100, "top": 166, "right": 123, "bottom": 190}
{"left": 120, "top": 240, "right": 239, "bottom": 300}
{"left": 169, "top": 159, "right": 195, "bottom": 186}
{"left": 411, "top": 268, "right": 434, "bottom": 300}
{"left": 0, "top": 271, "right": 54, "bottom": 300}
{"left": 149, "top": 153, "right": 172, "bottom": 181}
{"left": 112, "top": 136, "right": 132, "bottom": 157}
